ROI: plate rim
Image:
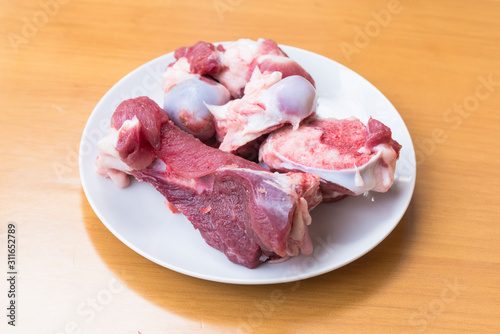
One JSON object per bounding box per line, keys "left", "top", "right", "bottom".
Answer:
{"left": 79, "top": 42, "right": 416, "bottom": 285}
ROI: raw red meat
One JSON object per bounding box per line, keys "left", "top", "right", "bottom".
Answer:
{"left": 169, "top": 38, "right": 315, "bottom": 98}
{"left": 173, "top": 41, "right": 221, "bottom": 77}
{"left": 162, "top": 39, "right": 316, "bottom": 143}
{"left": 259, "top": 117, "right": 402, "bottom": 201}
{"left": 96, "top": 97, "right": 322, "bottom": 268}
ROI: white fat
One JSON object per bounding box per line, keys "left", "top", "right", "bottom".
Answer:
{"left": 96, "top": 119, "right": 138, "bottom": 174}
{"left": 287, "top": 197, "right": 313, "bottom": 256}
{"left": 354, "top": 168, "right": 365, "bottom": 188}
{"left": 272, "top": 147, "right": 393, "bottom": 196}
{"left": 357, "top": 146, "right": 371, "bottom": 154}
{"left": 370, "top": 143, "right": 397, "bottom": 192}
{"left": 95, "top": 118, "right": 141, "bottom": 187}
{"left": 163, "top": 58, "right": 196, "bottom": 92}
{"left": 321, "top": 190, "right": 345, "bottom": 201}
{"left": 205, "top": 103, "right": 228, "bottom": 121}
{"left": 95, "top": 153, "right": 131, "bottom": 176}
{"left": 217, "top": 38, "right": 285, "bottom": 98}
{"left": 244, "top": 68, "right": 282, "bottom": 95}
{"left": 223, "top": 39, "right": 263, "bottom": 63}
{"left": 211, "top": 74, "right": 317, "bottom": 152}
{"left": 218, "top": 40, "right": 261, "bottom": 97}
{"left": 97, "top": 128, "right": 120, "bottom": 158}
{"left": 148, "top": 158, "right": 167, "bottom": 173}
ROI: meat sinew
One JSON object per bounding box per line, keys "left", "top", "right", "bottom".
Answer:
{"left": 96, "top": 97, "right": 322, "bottom": 268}
{"left": 259, "top": 117, "right": 402, "bottom": 201}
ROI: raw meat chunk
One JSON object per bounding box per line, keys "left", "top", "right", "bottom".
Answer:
{"left": 163, "top": 76, "right": 231, "bottom": 140}
{"left": 96, "top": 97, "right": 322, "bottom": 268}
{"left": 169, "top": 38, "right": 315, "bottom": 98}
{"left": 173, "top": 41, "right": 224, "bottom": 77}
{"left": 162, "top": 38, "right": 316, "bottom": 143}
{"left": 216, "top": 38, "right": 315, "bottom": 98}
{"left": 96, "top": 96, "right": 169, "bottom": 187}
{"left": 207, "top": 71, "right": 317, "bottom": 154}
{"left": 259, "top": 117, "right": 402, "bottom": 201}
{"left": 162, "top": 45, "right": 231, "bottom": 140}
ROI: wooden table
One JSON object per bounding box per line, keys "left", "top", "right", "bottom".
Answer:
{"left": 1, "top": 0, "right": 499, "bottom": 333}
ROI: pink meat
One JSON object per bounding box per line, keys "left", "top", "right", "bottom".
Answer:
{"left": 96, "top": 97, "right": 322, "bottom": 268}
{"left": 173, "top": 41, "right": 222, "bottom": 77}
{"left": 109, "top": 97, "right": 169, "bottom": 170}
{"left": 215, "top": 38, "right": 285, "bottom": 97}
{"left": 259, "top": 117, "right": 402, "bottom": 201}
{"left": 162, "top": 39, "right": 317, "bottom": 143}
{"left": 366, "top": 117, "right": 403, "bottom": 154}
{"left": 217, "top": 39, "right": 315, "bottom": 98}
{"left": 252, "top": 55, "right": 315, "bottom": 88}
{"left": 111, "top": 96, "right": 168, "bottom": 149}
{"left": 168, "top": 39, "right": 316, "bottom": 98}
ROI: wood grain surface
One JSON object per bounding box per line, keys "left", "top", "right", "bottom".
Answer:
{"left": 1, "top": 0, "right": 499, "bottom": 333}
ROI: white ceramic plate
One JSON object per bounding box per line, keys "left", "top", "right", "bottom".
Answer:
{"left": 79, "top": 43, "right": 416, "bottom": 285}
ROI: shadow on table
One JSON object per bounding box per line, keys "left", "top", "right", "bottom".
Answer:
{"left": 81, "top": 188, "right": 418, "bottom": 332}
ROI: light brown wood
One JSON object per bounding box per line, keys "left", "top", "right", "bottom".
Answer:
{"left": 1, "top": 0, "right": 499, "bottom": 333}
